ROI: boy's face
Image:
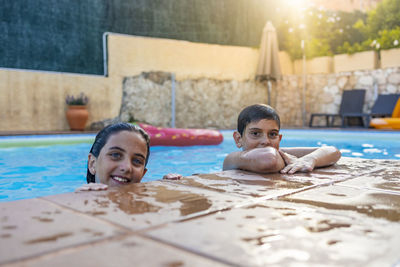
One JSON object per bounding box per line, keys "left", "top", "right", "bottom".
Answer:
{"left": 234, "top": 119, "right": 282, "bottom": 151}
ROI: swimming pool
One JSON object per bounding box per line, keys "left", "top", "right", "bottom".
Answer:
{"left": 1, "top": 129, "right": 399, "bottom": 202}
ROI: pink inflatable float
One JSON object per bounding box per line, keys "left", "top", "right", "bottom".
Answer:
{"left": 139, "top": 123, "right": 223, "bottom": 146}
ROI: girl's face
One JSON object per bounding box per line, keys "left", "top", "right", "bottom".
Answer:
{"left": 234, "top": 119, "right": 282, "bottom": 151}
{"left": 88, "top": 130, "right": 148, "bottom": 186}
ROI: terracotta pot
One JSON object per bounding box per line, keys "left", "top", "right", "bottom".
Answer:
{"left": 66, "top": 105, "right": 89, "bottom": 131}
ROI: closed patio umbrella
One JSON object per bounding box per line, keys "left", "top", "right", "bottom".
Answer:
{"left": 256, "top": 21, "right": 281, "bottom": 105}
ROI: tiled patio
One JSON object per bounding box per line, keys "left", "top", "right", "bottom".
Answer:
{"left": 1, "top": 157, "right": 399, "bottom": 266}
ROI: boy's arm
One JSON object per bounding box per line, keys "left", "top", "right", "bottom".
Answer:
{"left": 223, "top": 147, "right": 285, "bottom": 173}
{"left": 279, "top": 146, "right": 341, "bottom": 174}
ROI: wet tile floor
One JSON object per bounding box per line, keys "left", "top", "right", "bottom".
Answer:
{"left": 1, "top": 157, "right": 399, "bottom": 267}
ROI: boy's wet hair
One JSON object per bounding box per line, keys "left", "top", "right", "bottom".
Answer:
{"left": 86, "top": 122, "right": 150, "bottom": 183}
{"left": 237, "top": 104, "right": 280, "bottom": 135}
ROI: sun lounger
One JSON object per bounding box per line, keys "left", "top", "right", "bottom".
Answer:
{"left": 341, "top": 93, "right": 400, "bottom": 127}
{"left": 309, "top": 89, "right": 367, "bottom": 128}
{"left": 369, "top": 93, "right": 400, "bottom": 118}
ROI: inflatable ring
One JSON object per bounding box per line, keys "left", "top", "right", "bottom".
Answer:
{"left": 139, "top": 123, "right": 223, "bottom": 146}
{"left": 370, "top": 98, "right": 400, "bottom": 130}
{"left": 369, "top": 118, "right": 400, "bottom": 129}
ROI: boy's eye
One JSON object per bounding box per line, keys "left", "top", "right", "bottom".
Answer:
{"left": 268, "top": 132, "right": 279, "bottom": 138}
{"left": 249, "top": 131, "right": 261, "bottom": 137}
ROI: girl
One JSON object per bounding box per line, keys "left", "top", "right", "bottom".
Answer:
{"left": 77, "top": 122, "right": 180, "bottom": 191}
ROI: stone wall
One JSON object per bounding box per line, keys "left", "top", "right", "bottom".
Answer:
{"left": 276, "top": 67, "right": 400, "bottom": 127}
{"left": 119, "top": 72, "right": 268, "bottom": 129}
{"left": 117, "top": 67, "right": 400, "bottom": 129}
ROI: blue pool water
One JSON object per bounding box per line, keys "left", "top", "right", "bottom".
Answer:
{"left": 0, "top": 129, "right": 400, "bottom": 202}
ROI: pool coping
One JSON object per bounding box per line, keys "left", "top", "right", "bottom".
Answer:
{"left": 1, "top": 157, "right": 399, "bottom": 266}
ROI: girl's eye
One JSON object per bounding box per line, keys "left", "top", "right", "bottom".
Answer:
{"left": 132, "top": 158, "right": 144, "bottom": 166}
{"left": 109, "top": 152, "right": 122, "bottom": 160}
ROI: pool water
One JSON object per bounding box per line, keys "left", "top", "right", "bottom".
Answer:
{"left": 0, "top": 129, "right": 399, "bottom": 202}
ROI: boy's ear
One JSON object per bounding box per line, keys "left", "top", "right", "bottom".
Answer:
{"left": 233, "top": 131, "right": 242, "bottom": 148}
{"left": 88, "top": 153, "right": 97, "bottom": 175}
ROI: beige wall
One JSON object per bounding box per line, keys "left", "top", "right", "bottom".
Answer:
{"left": 294, "top": 56, "right": 333, "bottom": 75}
{"left": 381, "top": 48, "right": 400, "bottom": 69}
{"left": 107, "top": 34, "right": 260, "bottom": 81}
{"left": 308, "top": 56, "right": 333, "bottom": 74}
{"left": 278, "top": 51, "right": 293, "bottom": 75}
{"left": 0, "top": 70, "right": 117, "bottom": 131}
{"left": 0, "top": 34, "right": 263, "bottom": 132}
{"left": 334, "top": 51, "right": 378, "bottom": 73}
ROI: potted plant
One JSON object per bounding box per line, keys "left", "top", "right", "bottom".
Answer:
{"left": 65, "top": 92, "right": 89, "bottom": 131}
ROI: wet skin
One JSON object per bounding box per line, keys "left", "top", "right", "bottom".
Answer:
{"left": 224, "top": 117, "right": 341, "bottom": 174}
{"left": 88, "top": 131, "right": 148, "bottom": 187}
{"left": 222, "top": 119, "right": 285, "bottom": 173}
{"left": 234, "top": 119, "right": 282, "bottom": 150}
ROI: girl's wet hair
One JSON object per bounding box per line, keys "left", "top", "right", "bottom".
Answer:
{"left": 237, "top": 104, "right": 280, "bottom": 135}
{"left": 86, "top": 122, "right": 150, "bottom": 183}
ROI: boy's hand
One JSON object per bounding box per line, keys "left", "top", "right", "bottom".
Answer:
{"left": 279, "top": 150, "right": 315, "bottom": 174}
{"left": 163, "top": 173, "right": 183, "bottom": 180}
{"left": 75, "top": 183, "right": 108, "bottom": 192}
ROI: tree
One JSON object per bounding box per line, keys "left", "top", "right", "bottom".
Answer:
{"left": 277, "top": 0, "right": 400, "bottom": 58}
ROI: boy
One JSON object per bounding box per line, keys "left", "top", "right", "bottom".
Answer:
{"left": 223, "top": 104, "right": 341, "bottom": 174}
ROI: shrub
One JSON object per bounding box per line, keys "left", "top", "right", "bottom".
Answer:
{"left": 277, "top": 0, "right": 400, "bottom": 59}
{"left": 65, "top": 92, "right": 89, "bottom": 105}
